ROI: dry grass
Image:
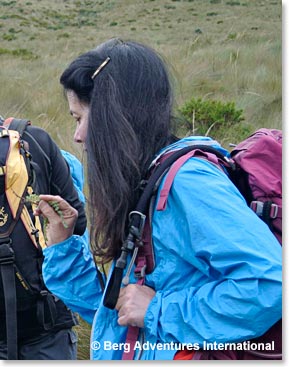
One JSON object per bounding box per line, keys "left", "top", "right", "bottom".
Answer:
{"left": 0, "top": 0, "right": 281, "bottom": 360}
{"left": 0, "top": 0, "right": 281, "bottom": 153}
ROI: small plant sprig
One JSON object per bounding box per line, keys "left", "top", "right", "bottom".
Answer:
{"left": 26, "top": 194, "right": 68, "bottom": 241}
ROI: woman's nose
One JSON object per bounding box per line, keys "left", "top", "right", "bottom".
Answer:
{"left": 74, "top": 128, "right": 84, "bottom": 144}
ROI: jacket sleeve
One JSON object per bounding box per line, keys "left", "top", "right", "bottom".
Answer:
{"left": 42, "top": 234, "right": 102, "bottom": 324}
{"left": 144, "top": 158, "right": 282, "bottom": 344}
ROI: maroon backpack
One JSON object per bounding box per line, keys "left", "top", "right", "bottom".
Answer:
{"left": 207, "top": 128, "right": 282, "bottom": 359}
{"left": 104, "top": 128, "right": 282, "bottom": 360}
{"left": 230, "top": 128, "right": 282, "bottom": 245}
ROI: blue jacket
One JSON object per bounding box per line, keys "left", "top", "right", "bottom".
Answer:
{"left": 43, "top": 137, "right": 282, "bottom": 360}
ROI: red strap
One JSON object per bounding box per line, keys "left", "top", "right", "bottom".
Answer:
{"left": 123, "top": 149, "right": 218, "bottom": 359}
{"left": 156, "top": 151, "right": 196, "bottom": 211}
{"left": 122, "top": 326, "right": 140, "bottom": 360}
{"left": 122, "top": 275, "right": 144, "bottom": 360}
{"left": 174, "top": 349, "right": 196, "bottom": 360}
{"left": 156, "top": 149, "right": 223, "bottom": 211}
{"left": 122, "top": 150, "right": 202, "bottom": 359}
{"left": 3, "top": 117, "right": 14, "bottom": 127}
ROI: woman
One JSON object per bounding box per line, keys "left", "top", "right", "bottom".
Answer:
{"left": 38, "top": 38, "right": 282, "bottom": 360}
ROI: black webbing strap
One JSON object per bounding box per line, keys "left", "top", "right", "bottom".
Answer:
{"left": 103, "top": 144, "right": 233, "bottom": 310}
{"left": 6, "top": 118, "right": 30, "bottom": 136}
{"left": 0, "top": 242, "right": 18, "bottom": 360}
{"left": 36, "top": 291, "right": 57, "bottom": 331}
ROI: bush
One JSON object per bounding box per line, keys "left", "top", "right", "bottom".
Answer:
{"left": 177, "top": 97, "right": 251, "bottom": 143}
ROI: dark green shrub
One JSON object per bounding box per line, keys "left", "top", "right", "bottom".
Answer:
{"left": 3, "top": 33, "right": 16, "bottom": 41}
{"left": 177, "top": 98, "right": 251, "bottom": 142}
{"left": 226, "top": 1, "right": 241, "bottom": 5}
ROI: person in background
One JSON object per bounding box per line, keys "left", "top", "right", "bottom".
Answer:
{"left": 0, "top": 116, "right": 87, "bottom": 360}
{"left": 37, "top": 38, "right": 282, "bottom": 360}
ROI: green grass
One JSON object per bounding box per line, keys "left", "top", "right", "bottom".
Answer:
{"left": 0, "top": 0, "right": 281, "bottom": 150}
{"left": 0, "top": 0, "right": 281, "bottom": 360}
{"left": 74, "top": 317, "right": 91, "bottom": 360}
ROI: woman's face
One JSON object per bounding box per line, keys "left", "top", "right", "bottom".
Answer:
{"left": 67, "top": 90, "right": 89, "bottom": 145}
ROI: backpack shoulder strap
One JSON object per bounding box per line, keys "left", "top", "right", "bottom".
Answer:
{"left": 0, "top": 120, "right": 46, "bottom": 249}
{"left": 120, "top": 144, "right": 234, "bottom": 360}
{"left": 2, "top": 118, "right": 31, "bottom": 136}
{"left": 155, "top": 146, "right": 232, "bottom": 211}
{"left": 103, "top": 144, "right": 233, "bottom": 312}
{"left": 0, "top": 240, "right": 18, "bottom": 359}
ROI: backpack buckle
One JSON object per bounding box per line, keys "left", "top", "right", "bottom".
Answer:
{"left": 250, "top": 201, "right": 264, "bottom": 216}
{"left": 134, "top": 256, "right": 147, "bottom": 279}
{"left": 270, "top": 203, "right": 279, "bottom": 219}
{"left": 0, "top": 130, "right": 9, "bottom": 138}
{"left": 40, "top": 290, "right": 49, "bottom": 297}
{"left": 250, "top": 201, "right": 279, "bottom": 219}
{"left": 128, "top": 211, "right": 146, "bottom": 239}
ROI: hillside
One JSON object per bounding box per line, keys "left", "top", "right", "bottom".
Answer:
{"left": 0, "top": 0, "right": 281, "bottom": 151}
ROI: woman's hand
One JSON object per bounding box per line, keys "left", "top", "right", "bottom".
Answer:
{"left": 115, "top": 284, "right": 156, "bottom": 328}
{"left": 34, "top": 194, "right": 78, "bottom": 246}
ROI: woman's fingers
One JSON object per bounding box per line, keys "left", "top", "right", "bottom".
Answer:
{"left": 35, "top": 195, "right": 78, "bottom": 246}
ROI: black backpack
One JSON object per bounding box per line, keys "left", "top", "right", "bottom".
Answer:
{"left": 0, "top": 118, "right": 76, "bottom": 359}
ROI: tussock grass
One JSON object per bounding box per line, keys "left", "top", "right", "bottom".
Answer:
{"left": 1, "top": 1, "right": 281, "bottom": 144}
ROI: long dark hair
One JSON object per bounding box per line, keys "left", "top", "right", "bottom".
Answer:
{"left": 60, "top": 38, "right": 176, "bottom": 263}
